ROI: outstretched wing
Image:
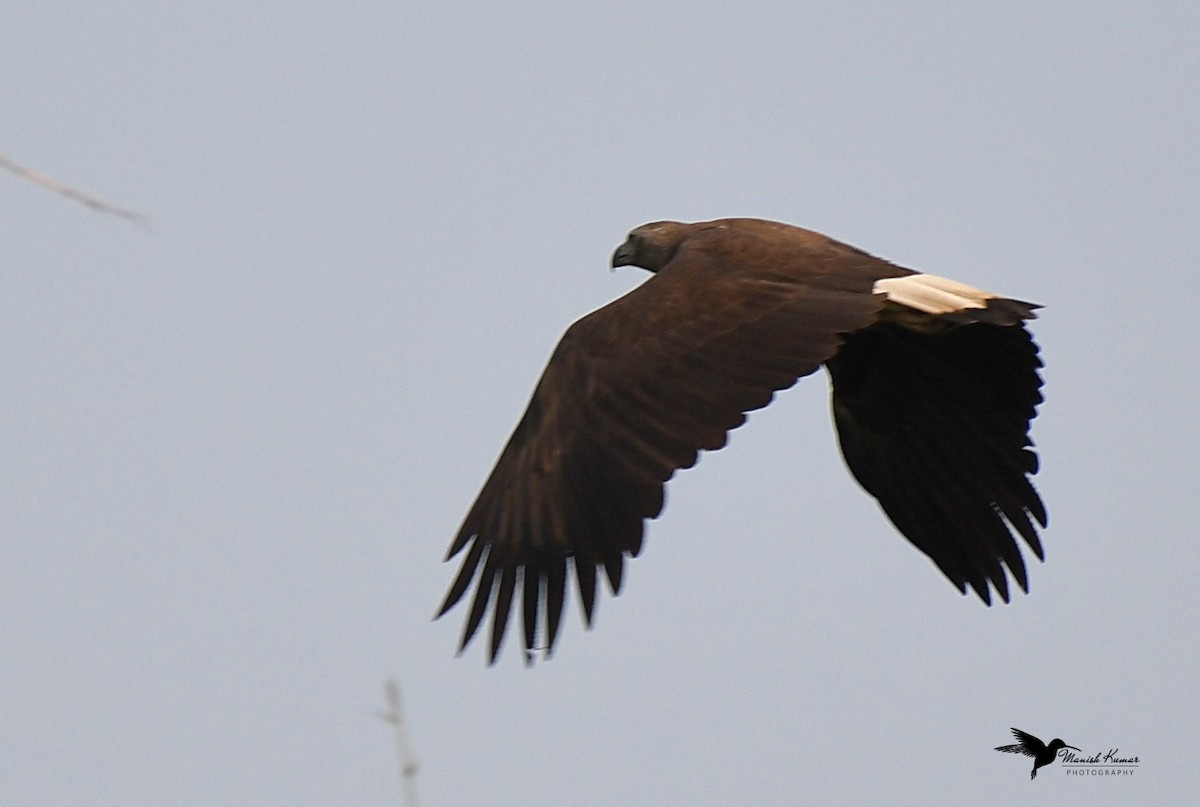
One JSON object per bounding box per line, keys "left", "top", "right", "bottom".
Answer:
{"left": 995, "top": 727, "right": 1042, "bottom": 756}
{"left": 826, "top": 299, "right": 1045, "bottom": 604}
{"left": 438, "top": 224, "right": 900, "bottom": 663}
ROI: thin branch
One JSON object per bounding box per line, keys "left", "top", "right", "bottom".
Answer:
{"left": 0, "top": 153, "right": 147, "bottom": 224}
{"left": 379, "top": 679, "right": 420, "bottom": 807}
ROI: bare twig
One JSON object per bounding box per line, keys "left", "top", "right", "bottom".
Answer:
{"left": 379, "top": 679, "right": 420, "bottom": 807}
{"left": 0, "top": 153, "right": 147, "bottom": 224}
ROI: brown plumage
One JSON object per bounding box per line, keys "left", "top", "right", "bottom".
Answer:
{"left": 438, "top": 218, "right": 1047, "bottom": 664}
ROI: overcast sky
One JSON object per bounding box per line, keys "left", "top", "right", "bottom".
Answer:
{"left": 3, "top": 3, "right": 1197, "bottom": 805}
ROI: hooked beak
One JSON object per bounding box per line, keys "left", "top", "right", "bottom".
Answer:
{"left": 611, "top": 241, "right": 634, "bottom": 268}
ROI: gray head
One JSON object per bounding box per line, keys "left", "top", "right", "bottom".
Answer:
{"left": 610, "top": 221, "right": 691, "bottom": 273}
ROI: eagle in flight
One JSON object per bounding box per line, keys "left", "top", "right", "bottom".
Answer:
{"left": 437, "top": 218, "right": 1047, "bottom": 663}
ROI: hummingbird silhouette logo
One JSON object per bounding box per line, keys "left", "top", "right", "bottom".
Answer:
{"left": 995, "top": 728, "right": 1081, "bottom": 779}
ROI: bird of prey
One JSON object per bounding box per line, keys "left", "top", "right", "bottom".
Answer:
{"left": 995, "top": 728, "right": 1080, "bottom": 779}
{"left": 438, "top": 218, "right": 1047, "bottom": 663}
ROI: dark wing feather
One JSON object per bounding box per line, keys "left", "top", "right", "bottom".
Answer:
{"left": 994, "top": 744, "right": 1034, "bottom": 756}
{"left": 826, "top": 306, "right": 1045, "bottom": 604}
{"left": 439, "top": 222, "right": 899, "bottom": 662}
{"left": 995, "top": 728, "right": 1043, "bottom": 755}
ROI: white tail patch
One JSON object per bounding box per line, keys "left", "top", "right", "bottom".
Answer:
{"left": 874, "top": 273, "right": 995, "bottom": 315}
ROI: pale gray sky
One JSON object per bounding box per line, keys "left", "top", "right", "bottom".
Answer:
{"left": 3, "top": 3, "right": 1197, "bottom": 805}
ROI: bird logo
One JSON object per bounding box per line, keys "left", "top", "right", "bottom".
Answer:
{"left": 995, "top": 728, "right": 1081, "bottom": 779}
